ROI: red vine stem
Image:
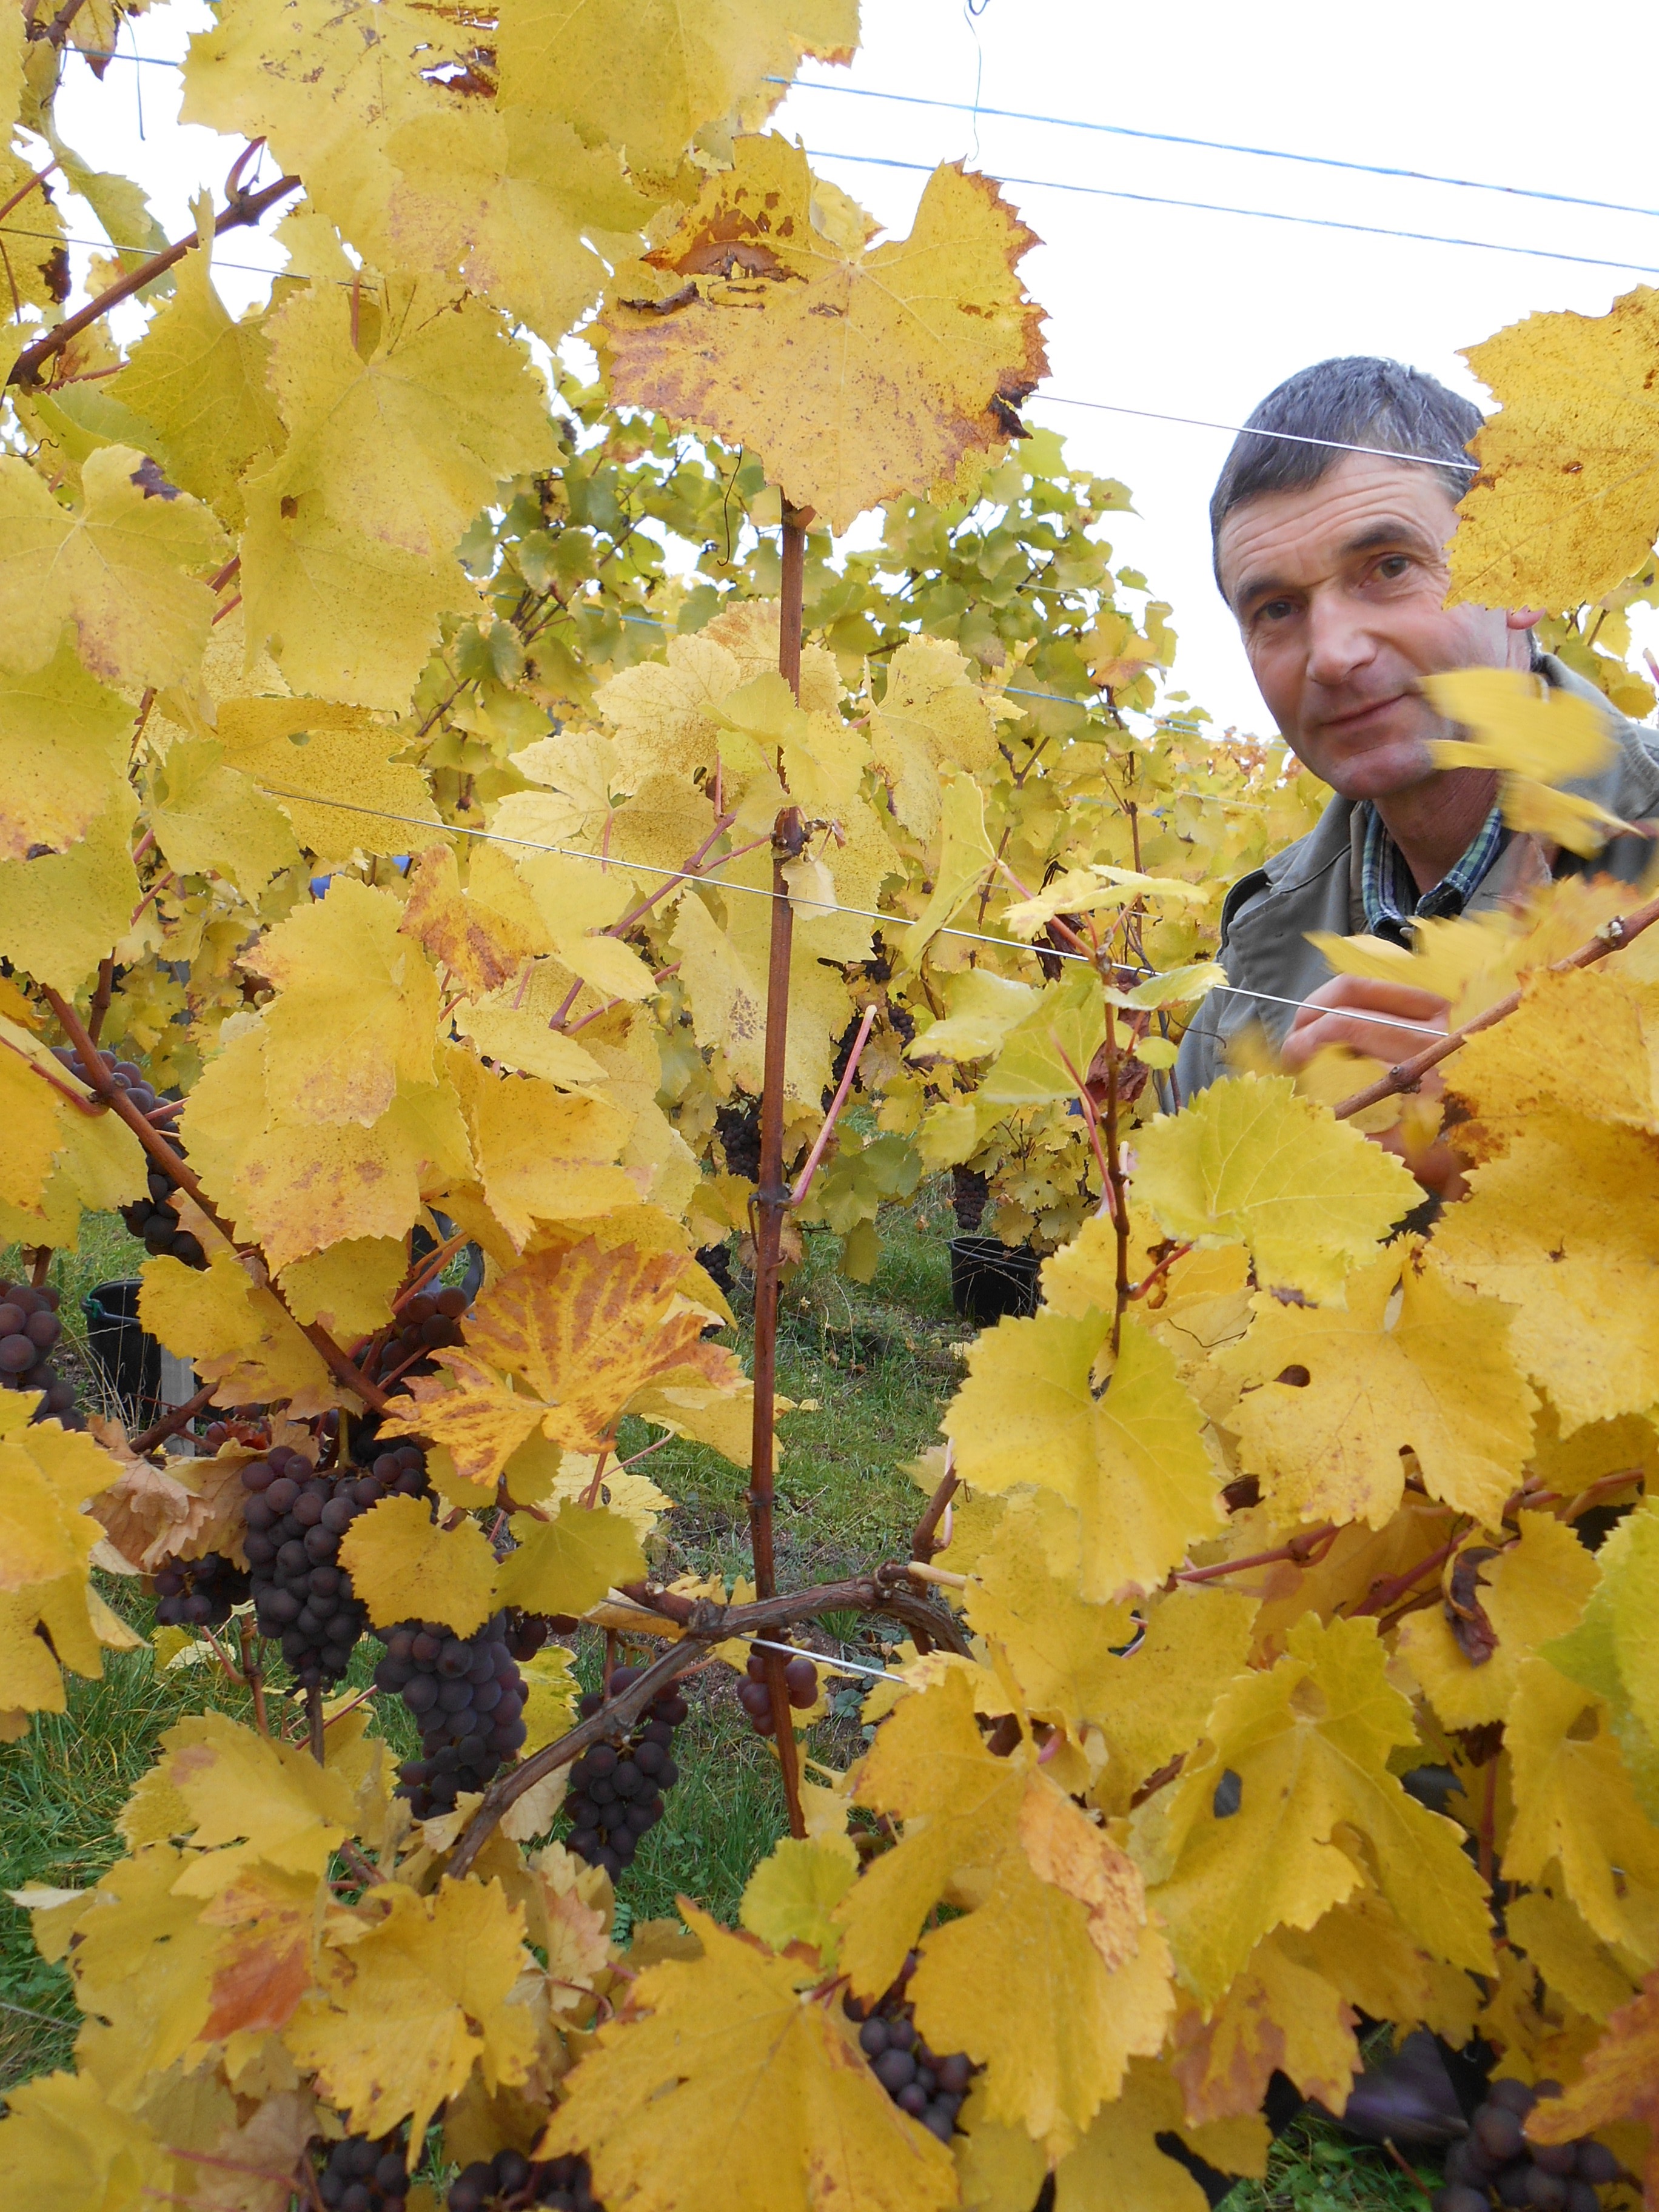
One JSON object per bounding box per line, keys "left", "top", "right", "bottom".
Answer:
{"left": 41, "top": 988, "right": 391, "bottom": 1415}
{"left": 791, "top": 1002, "right": 878, "bottom": 1205}
{"left": 748, "top": 500, "right": 815, "bottom": 1843}
{"left": 1333, "top": 888, "right": 1659, "bottom": 1121}
{"left": 1176, "top": 1522, "right": 1340, "bottom": 1586}
{"left": 128, "top": 1379, "right": 215, "bottom": 1456}
{"left": 8, "top": 172, "right": 301, "bottom": 389}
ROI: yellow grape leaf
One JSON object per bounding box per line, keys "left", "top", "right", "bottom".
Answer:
{"left": 0, "top": 2068, "right": 167, "bottom": 2210}
{"left": 90, "top": 1445, "right": 249, "bottom": 1576}
{"left": 944, "top": 1308, "right": 1223, "bottom": 1601}
{"left": 907, "top": 970, "right": 1037, "bottom": 1065}
{"left": 1501, "top": 1657, "right": 1659, "bottom": 1959}
{"left": 541, "top": 1902, "right": 956, "bottom": 2212}
{"left": 1524, "top": 1968, "right": 1659, "bottom": 2201}
{"left": 869, "top": 635, "right": 1005, "bottom": 843}
{"left": 1046, "top": 2060, "right": 1269, "bottom": 2212}
{"left": 1214, "top": 1242, "right": 1535, "bottom": 1527}
{"left": 896, "top": 771, "right": 998, "bottom": 970}
{"left": 1396, "top": 1512, "right": 1599, "bottom": 1732}
{"left": 0, "top": 1019, "right": 79, "bottom": 1217}
{"left": 383, "top": 105, "right": 651, "bottom": 349}
{"left": 447, "top": 1050, "right": 638, "bottom": 1248}
{"left": 0, "top": 786, "right": 139, "bottom": 996}
{"left": 1139, "top": 1615, "right": 1492, "bottom": 2003}
{"left": 139, "top": 1250, "right": 337, "bottom": 1418}
{"left": 600, "top": 136, "right": 1047, "bottom": 532}
{"left": 497, "top": 0, "right": 859, "bottom": 178}
{"left": 108, "top": 246, "right": 284, "bottom": 525}
{"left": 286, "top": 1876, "right": 537, "bottom": 2147}
{"left": 1433, "top": 1110, "right": 1659, "bottom": 1432}
{"left": 494, "top": 1503, "right": 646, "bottom": 1618}
{"left": 241, "top": 278, "right": 555, "bottom": 708}
{"left": 837, "top": 1671, "right": 1172, "bottom": 2142}
{"left": 278, "top": 1236, "right": 406, "bottom": 1338}
{"left": 145, "top": 737, "right": 303, "bottom": 896}
{"left": 739, "top": 1835, "right": 859, "bottom": 1960}
{"left": 1090, "top": 1586, "right": 1260, "bottom": 1818}
{"left": 1422, "top": 666, "right": 1624, "bottom": 856}
{"left": 518, "top": 1643, "right": 579, "bottom": 1757}
{"left": 1168, "top": 1930, "right": 1359, "bottom": 2124}
{"left": 592, "top": 631, "right": 739, "bottom": 791}
{"left": 182, "top": 0, "right": 471, "bottom": 261}
{"left": 508, "top": 851, "right": 655, "bottom": 1004}
{"left": 0, "top": 635, "right": 132, "bottom": 863}
{"left": 244, "top": 877, "right": 439, "bottom": 1128}
{"left": 672, "top": 847, "right": 853, "bottom": 1101}
{"left": 1506, "top": 1889, "right": 1644, "bottom": 2025}
{"left": 1132, "top": 1073, "right": 1418, "bottom": 1302}
{"left": 400, "top": 843, "right": 546, "bottom": 1001}
{"left": 1281, "top": 1885, "right": 1481, "bottom": 2053}
{"left": 454, "top": 1000, "right": 606, "bottom": 1091}
{"left": 979, "top": 971, "right": 1107, "bottom": 1107}
{"left": 0, "top": 445, "right": 225, "bottom": 688}
{"left": 196, "top": 1859, "right": 325, "bottom": 2042}
{"left": 147, "top": 1709, "right": 370, "bottom": 1878}
{"left": 0, "top": 1423, "right": 118, "bottom": 1592}
{"left": 960, "top": 1486, "right": 1142, "bottom": 1734}
{"left": 216, "top": 695, "right": 442, "bottom": 860}
{"left": 1449, "top": 286, "right": 1659, "bottom": 612}
{"left": 338, "top": 1495, "right": 500, "bottom": 1634}
{"left": 0, "top": 1566, "right": 112, "bottom": 1719}
{"left": 385, "top": 1238, "right": 740, "bottom": 1484}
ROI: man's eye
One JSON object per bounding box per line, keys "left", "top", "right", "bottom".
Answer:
{"left": 1254, "top": 598, "right": 1295, "bottom": 623}
{"left": 1375, "top": 555, "right": 1410, "bottom": 580}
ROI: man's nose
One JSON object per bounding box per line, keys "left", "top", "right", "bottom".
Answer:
{"left": 1304, "top": 586, "right": 1377, "bottom": 688}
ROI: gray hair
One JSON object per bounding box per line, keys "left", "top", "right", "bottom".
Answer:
{"left": 1210, "top": 357, "right": 1483, "bottom": 594}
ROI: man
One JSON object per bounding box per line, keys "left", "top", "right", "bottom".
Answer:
{"left": 1174, "top": 356, "right": 1659, "bottom": 1175}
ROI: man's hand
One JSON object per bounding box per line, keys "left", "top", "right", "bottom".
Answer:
{"left": 1281, "top": 975, "right": 1466, "bottom": 1202}
{"left": 1281, "top": 974, "right": 1449, "bottom": 1074}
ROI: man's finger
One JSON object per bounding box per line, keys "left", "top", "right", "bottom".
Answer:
{"left": 1293, "top": 973, "right": 1452, "bottom": 1023}
{"left": 1282, "top": 1010, "right": 1447, "bottom": 1069}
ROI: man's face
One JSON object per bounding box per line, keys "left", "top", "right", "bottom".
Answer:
{"left": 1215, "top": 454, "right": 1522, "bottom": 799}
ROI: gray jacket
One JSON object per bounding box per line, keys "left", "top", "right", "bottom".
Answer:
{"left": 1174, "top": 654, "right": 1659, "bottom": 1099}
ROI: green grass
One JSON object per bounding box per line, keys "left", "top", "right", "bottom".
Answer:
{"left": 0, "top": 1184, "right": 1446, "bottom": 2208}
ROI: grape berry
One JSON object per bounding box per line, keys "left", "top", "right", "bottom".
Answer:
{"left": 0, "top": 1281, "right": 79, "bottom": 1426}
{"left": 1434, "top": 2078, "right": 1621, "bottom": 2212}
{"left": 734, "top": 1641, "right": 818, "bottom": 1737}
{"left": 361, "top": 1285, "right": 468, "bottom": 1386}
{"left": 844, "top": 1952, "right": 974, "bottom": 2143}
{"left": 563, "top": 1668, "right": 688, "bottom": 1882}
{"left": 315, "top": 2131, "right": 409, "bottom": 2212}
{"left": 242, "top": 1443, "right": 428, "bottom": 1688}
{"left": 378, "top": 1613, "right": 529, "bottom": 1819}
{"left": 153, "top": 1550, "right": 250, "bottom": 1630}
{"left": 447, "top": 2148, "right": 601, "bottom": 2211}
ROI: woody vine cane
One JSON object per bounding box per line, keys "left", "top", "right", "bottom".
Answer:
{"left": 748, "top": 498, "right": 816, "bottom": 1840}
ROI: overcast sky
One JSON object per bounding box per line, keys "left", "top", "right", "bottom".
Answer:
{"left": 45, "top": 0, "right": 1659, "bottom": 734}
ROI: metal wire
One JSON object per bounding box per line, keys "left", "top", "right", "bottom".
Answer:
{"left": 254, "top": 783, "right": 1452, "bottom": 1036}
{"left": 773, "top": 76, "right": 1659, "bottom": 225}
{"left": 814, "top": 147, "right": 1659, "bottom": 281}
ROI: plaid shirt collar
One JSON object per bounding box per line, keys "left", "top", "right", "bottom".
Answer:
{"left": 1359, "top": 800, "right": 1506, "bottom": 946}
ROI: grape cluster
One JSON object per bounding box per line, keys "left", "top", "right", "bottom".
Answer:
{"left": 504, "top": 1608, "right": 577, "bottom": 1661}
{"left": 447, "top": 2148, "right": 602, "bottom": 2212}
{"left": 243, "top": 1443, "right": 428, "bottom": 1687}
{"left": 153, "top": 1550, "right": 250, "bottom": 1630}
{"left": 1435, "top": 2079, "right": 1621, "bottom": 2212}
{"left": 378, "top": 1614, "right": 529, "bottom": 1818}
{"left": 51, "top": 1044, "right": 161, "bottom": 1115}
{"left": 119, "top": 1148, "right": 204, "bottom": 1270}
{"left": 314, "top": 2132, "right": 409, "bottom": 2212}
{"left": 844, "top": 1954, "right": 974, "bottom": 2143}
{"left": 0, "top": 1281, "right": 78, "bottom": 1424}
{"left": 360, "top": 1286, "right": 469, "bottom": 1386}
{"left": 563, "top": 1669, "right": 688, "bottom": 1882}
{"left": 734, "top": 1641, "right": 817, "bottom": 1737}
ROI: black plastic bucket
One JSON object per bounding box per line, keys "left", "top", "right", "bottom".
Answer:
{"left": 82, "top": 1278, "right": 162, "bottom": 1417}
{"left": 948, "top": 1237, "right": 1041, "bottom": 1326}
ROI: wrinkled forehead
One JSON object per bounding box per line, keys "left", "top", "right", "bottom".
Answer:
{"left": 1215, "top": 454, "right": 1463, "bottom": 612}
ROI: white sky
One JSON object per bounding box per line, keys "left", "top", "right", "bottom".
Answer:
{"left": 39, "top": 0, "right": 1659, "bottom": 735}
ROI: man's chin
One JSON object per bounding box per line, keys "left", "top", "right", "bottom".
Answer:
{"left": 1311, "top": 734, "right": 1436, "bottom": 803}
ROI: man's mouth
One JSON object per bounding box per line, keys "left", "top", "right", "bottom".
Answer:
{"left": 1316, "top": 695, "right": 1405, "bottom": 737}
